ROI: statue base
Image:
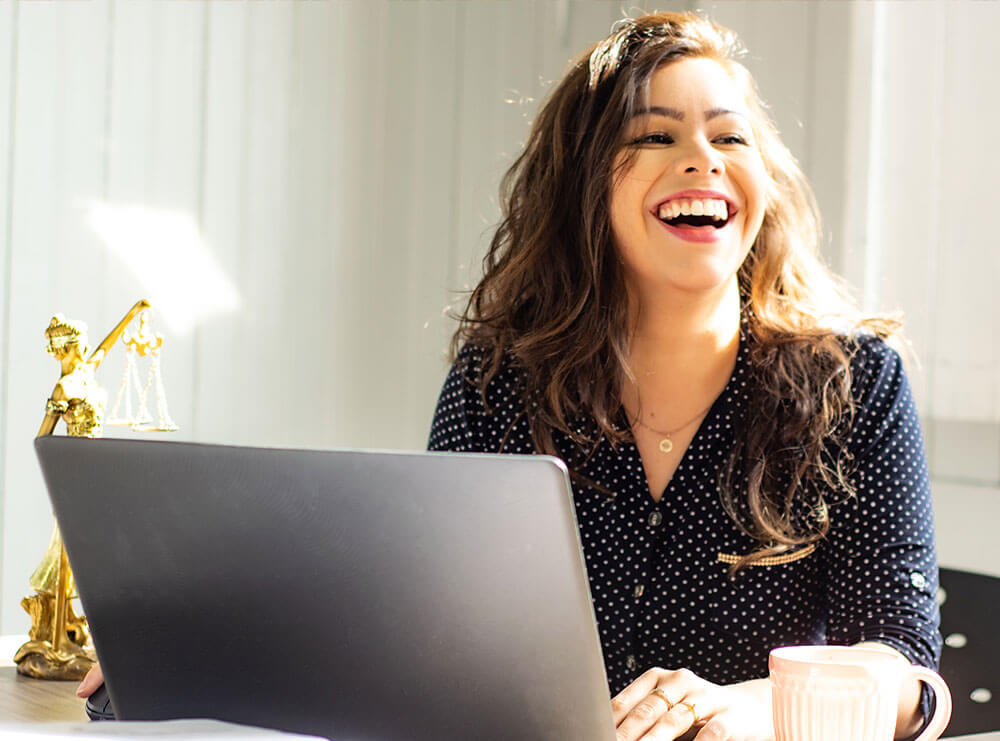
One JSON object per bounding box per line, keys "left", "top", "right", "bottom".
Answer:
{"left": 15, "top": 591, "right": 94, "bottom": 680}
{"left": 14, "top": 639, "right": 95, "bottom": 680}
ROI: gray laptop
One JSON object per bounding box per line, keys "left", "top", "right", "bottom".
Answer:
{"left": 34, "top": 436, "right": 617, "bottom": 741}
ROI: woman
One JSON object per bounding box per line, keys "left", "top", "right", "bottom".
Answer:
{"left": 428, "top": 11, "right": 939, "bottom": 741}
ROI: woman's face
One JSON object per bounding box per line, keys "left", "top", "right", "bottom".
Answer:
{"left": 609, "top": 57, "right": 769, "bottom": 302}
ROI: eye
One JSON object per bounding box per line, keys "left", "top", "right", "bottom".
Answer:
{"left": 630, "top": 132, "right": 674, "bottom": 146}
{"left": 714, "top": 134, "right": 749, "bottom": 146}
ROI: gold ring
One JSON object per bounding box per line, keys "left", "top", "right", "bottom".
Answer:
{"left": 649, "top": 687, "right": 675, "bottom": 707}
{"left": 676, "top": 700, "right": 699, "bottom": 724}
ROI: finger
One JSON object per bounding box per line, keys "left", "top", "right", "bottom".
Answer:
{"left": 616, "top": 669, "right": 730, "bottom": 740}
{"left": 677, "top": 691, "right": 737, "bottom": 739}
{"left": 692, "top": 714, "right": 733, "bottom": 740}
{"left": 76, "top": 662, "right": 104, "bottom": 697}
{"left": 635, "top": 703, "right": 698, "bottom": 741}
{"left": 616, "top": 689, "right": 705, "bottom": 740}
{"left": 612, "top": 668, "right": 666, "bottom": 724}
{"left": 673, "top": 700, "right": 701, "bottom": 725}
{"left": 615, "top": 691, "right": 670, "bottom": 740}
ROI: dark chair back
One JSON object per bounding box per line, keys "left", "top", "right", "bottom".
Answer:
{"left": 938, "top": 567, "right": 1000, "bottom": 737}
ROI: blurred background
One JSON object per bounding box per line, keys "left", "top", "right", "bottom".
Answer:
{"left": 0, "top": 0, "right": 996, "bottom": 634}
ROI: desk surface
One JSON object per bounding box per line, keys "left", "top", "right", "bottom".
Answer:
{"left": 0, "top": 664, "right": 995, "bottom": 739}
{"left": 0, "top": 666, "right": 87, "bottom": 723}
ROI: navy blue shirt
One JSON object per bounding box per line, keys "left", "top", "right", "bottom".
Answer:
{"left": 428, "top": 328, "right": 942, "bottom": 696}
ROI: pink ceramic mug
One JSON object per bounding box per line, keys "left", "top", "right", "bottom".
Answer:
{"left": 769, "top": 645, "right": 952, "bottom": 741}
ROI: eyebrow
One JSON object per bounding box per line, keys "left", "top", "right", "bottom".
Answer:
{"left": 634, "top": 106, "right": 747, "bottom": 122}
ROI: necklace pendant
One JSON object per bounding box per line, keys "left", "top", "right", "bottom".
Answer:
{"left": 658, "top": 437, "right": 674, "bottom": 454}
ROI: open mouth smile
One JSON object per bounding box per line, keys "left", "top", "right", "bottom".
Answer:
{"left": 652, "top": 192, "right": 739, "bottom": 242}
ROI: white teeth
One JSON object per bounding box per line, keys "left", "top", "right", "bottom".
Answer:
{"left": 658, "top": 197, "right": 729, "bottom": 222}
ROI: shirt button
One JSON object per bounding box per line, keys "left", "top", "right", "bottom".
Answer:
{"left": 910, "top": 571, "right": 927, "bottom": 589}
{"left": 634, "top": 584, "right": 644, "bottom": 598}
{"left": 625, "top": 654, "right": 637, "bottom": 672}
{"left": 648, "top": 511, "right": 663, "bottom": 527}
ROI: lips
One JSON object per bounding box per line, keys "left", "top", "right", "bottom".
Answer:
{"left": 651, "top": 189, "right": 739, "bottom": 242}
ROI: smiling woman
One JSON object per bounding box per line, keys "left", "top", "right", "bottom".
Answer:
{"left": 610, "top": 58, "right": 768, "bottom": 308}
{"left": 429, "top": 10, "right": 940, "bottom": 741}
{"left": 609, "top": 57, "right": 771, "bottom": 500}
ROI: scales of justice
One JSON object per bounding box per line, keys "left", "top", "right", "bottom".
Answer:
{"left": 14, "top": 299, "right": 178, "bottom": 680}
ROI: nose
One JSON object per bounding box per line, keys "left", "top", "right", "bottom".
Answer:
{"left": 676, "top": 139, "right": 723, "bottom": 176}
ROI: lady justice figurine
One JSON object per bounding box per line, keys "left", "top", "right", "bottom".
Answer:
{"left": 15, "top": 299, "right": 154, "bottom": 680}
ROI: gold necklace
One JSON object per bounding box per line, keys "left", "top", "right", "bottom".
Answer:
{"left": 633, "top": 400, "right": 716, "bottom": 454}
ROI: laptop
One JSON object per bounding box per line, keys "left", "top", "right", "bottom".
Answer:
{"left": 34, "top": 436, "right": 617, "bottom": 741}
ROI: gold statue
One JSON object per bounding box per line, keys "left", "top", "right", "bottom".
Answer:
{"left": 108, "top": 310, "right": 177, "bottom": 431}
{"left": 15, "top": 299, "right": 152, "bottom": 680}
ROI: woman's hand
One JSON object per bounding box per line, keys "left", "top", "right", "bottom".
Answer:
{"left": 76, "top": 662, "right": 104, "bottom": 698}
{"left": 612, "top": 667, "right": 774, "bottom": 741}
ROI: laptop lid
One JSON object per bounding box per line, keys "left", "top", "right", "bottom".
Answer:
{"left": 34, "top": 436, "right": 616, "bottom": 741}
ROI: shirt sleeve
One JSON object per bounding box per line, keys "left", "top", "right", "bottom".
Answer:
{"left": 821, "top": 337, "right": 942, "bottom": 671}
{"left": 427, "top": 344, "right": 483, "bottom": 453}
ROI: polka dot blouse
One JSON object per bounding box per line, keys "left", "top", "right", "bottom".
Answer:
{"left": 427, "top": 328, "right": 942, "bottom": 696}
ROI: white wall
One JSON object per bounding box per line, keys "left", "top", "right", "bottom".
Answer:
{"left": 0, "top": 0, "right": 996, "bottom": 634}
{"left": 0, "top": 0, "right": 645, "bottom": 635}
{"left": 845, "top": 1, "right": 1000, "bottom": 577}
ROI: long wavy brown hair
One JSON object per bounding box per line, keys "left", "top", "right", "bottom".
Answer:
{"left": 452, "top": 11, "right": 900, "bottom": 571}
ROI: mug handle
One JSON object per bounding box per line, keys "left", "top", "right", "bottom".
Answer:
{"left": 909, "top": 665, "right": 953, "bottom": 741}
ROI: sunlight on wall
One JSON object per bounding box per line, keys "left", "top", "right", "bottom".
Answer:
{"left": 87, "top": 202, "right": 240, "bottom": 333}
